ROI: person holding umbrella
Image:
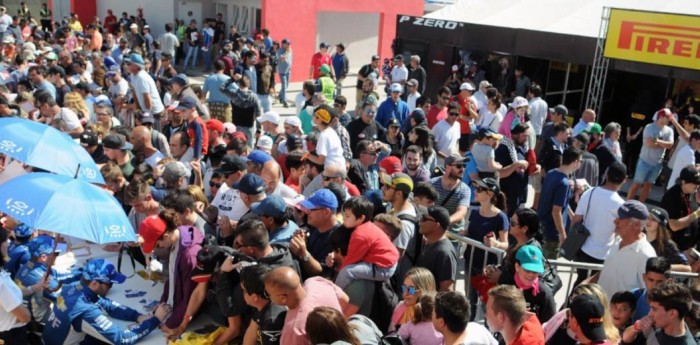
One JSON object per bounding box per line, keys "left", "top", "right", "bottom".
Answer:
{"left": 4, "top": 223, "right": 34, "bottom": 280}
{"left": 43, "top": 258, "right": 173, "bottom": 345}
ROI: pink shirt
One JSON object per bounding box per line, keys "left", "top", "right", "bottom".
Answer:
{"left": 281, "top": 277, "right": 345, "bottom": 345}
{"left": 398, "top": 321, "right": 443, "bottom": 345}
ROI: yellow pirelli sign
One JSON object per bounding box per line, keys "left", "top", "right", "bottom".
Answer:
{"left": 604, "top": 9, "right": 700, "bottom": 71}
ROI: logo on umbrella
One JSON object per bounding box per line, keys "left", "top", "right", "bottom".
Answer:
{"left": 0, "top": 140, "right": 23, "bottom": 154}
{"left": 82, "top": 167, "right": 98, "bottom": 180}
{"left": 5, "top": 198, "right": 35, "bottom": 216}
{"left": 104, "top": 225, "right": 128, "bottom": 239}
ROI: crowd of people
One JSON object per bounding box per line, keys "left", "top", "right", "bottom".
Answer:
{"left": 0, "top": 4, "right": 700, "bottom": 345}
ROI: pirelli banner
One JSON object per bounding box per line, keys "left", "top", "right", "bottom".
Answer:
{"left": 604, "top": 9, "right": 700, "bottom": 71}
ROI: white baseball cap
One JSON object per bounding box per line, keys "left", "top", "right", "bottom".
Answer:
{"left": 257, "top": 136, "right": 273, "bottom": 150}
{"left": 257, "top": 111, "right": 280, "bottom": 125}
{"left": 285, "top": 116, "right": 302, "bottom": 128}
{"left": 390, "top": 83, "right": 403, "bottom": 93}
{"left": 509, "top": 96, "right": 529, "bottom": 109}
{"left": 460, "top": 82, "right": 475, "bottom": 91}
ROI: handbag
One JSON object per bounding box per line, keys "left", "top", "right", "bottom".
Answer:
{"left": 559, "top": 187, "right": 595, "bottom": 260}
{"left": 541, "top": 255, "right": 563, "bottom": 294}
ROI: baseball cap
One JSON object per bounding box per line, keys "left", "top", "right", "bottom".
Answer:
{"left": 230, "top": 131, "right": 248, "bottom": 143}
{"left": 319, "top": 42, "right": 329, "bottom": 49}
{"left": 424, "top": 206, "right": 451, "bottom": 230}
{"left": 390, "top": 83, "right": 403, "bottom": 93}
{"left": 169, "top": 73, "right": 189, "bottom": 86}
{"left": 245, "top": 149, "right": 272, "bottom": 165}
{"left": 299, "top": 189, "right": 338, "bottom": 212}
{"left": 386, "top": 117, "right": 400, "bottom": 127}
{"left": 234, "top": 173, "right": 266, "bottom": 196}
{"left": 511, "top": 123, "right": 530, "bottom": 135}
{"left": 14, "top": 223, "right": 33, "bottom": 238}
{"left": 46, "top": 52, "right": 58, "bottom": 61}
{"left": 80, "top": 131, "right": 99, "bottom": 147}
{"left": 515, "top": 245, "right": 545, "bottom": 274}
{"left": 216, "top": 154, "right": 247, "bottom": 174}
{"left": 656, "top": 108, "right": 672, "bottom": 118}
{"left": 162, "top": 162, "right": 191, "bottom": 183}
{"left": 28, "top": 235, "right": 55, "bottom": 257}
{"left": 451, "top": 64, "right": 459, "bottom": 72}
{"left": 48, "top": 65, "right": 66, "bottom": 77}
{"left": 124, "top": 53, "right": 145, "bottom": 67}
{"left": 394, "top": 54, "right": 403, "bottom": 61}
{"left": 570, "top": 294, "right": 607, "bottom": 342}
{"left": 281, "top": 38, "right": 290, "bottom": 45}
{"left": 82, "top": 258, "right": 127, "bottom": 284}
{"left": 319, "top": 64, "right": 331, "bottom": 75}
{"left": 410, "top": 109, "right": 426, "bottom": 123}
{"left": 479, "top": 80, "right": 493, "bottom": 89}
{"left": 381, "top": 172, "right": 414, "bottom": 196}
{"left": 336, "top": 43, "right": 345, "bottom": 50}
{"left": 314, "top": 104, "right": 336, "bottom": 125}
{"left": 286, "top": 134, "right": 304, "bottom": 150}
{"left": 206, "top": 119, "right": 225, "bottom": 133}
{"left": 616, "top": 200, "right": 649, "bottom": 221}
{"left": 474, "top": 177, "right": 501, "bottom": 195}
{"left": 192, "top": 245, "right": 228, "bottom": 283}
{"left": 406, "top": 79, "right": 418, "bottom": 87}
{"left": 223, "top": 122, "right": 237, "bottom": 135}
{"left": 379, "top": 156, "right": 402, "bottom": 175}
{"left": 550, "top": 104, "right": 568, "bottom": 116}
{"left": 477, "top": 127, "right": 504, "bottom": 140}
{"left": 586, "top": 123, "right": 602, "bottom": 135}
{"left": 102, "top": 134, "right": 133, "bottom": 150}
{"left": 251, "top": 195, "right": 288, "bottom": 218}
{"left": 257, "top": 111, "right": 280, "bottom": 125}
{"left": 371, "top": 55, "right": 380, "bottom": 61}
{"left": 285, "top": 116, "right": 302, "bottom": 128}
{"left": 175, "top": 96, "right": 197, "bottom": 111}
{"left": 138, "top": 215, "right": 167, "bottom": 254}
{"left": 648, "top": 206, "right": 669, "bottom": 229}
{"left": 138, "top": 112, "right": 154, "bottom": 124}
{"left": 129, "top": 23, "right": 138, "bottom": 29}
{"left": 460, "top": 82, "right": 475, "bottom": 91}
{"left": 679, "top": 166, "right": 700, "bottom": 184}
{"left": 509, "top": 96, "right": 529, "bottom": 109}
{"left": 257, "top": 136, "right": 273, "bottom": 151}
{"left": 445, "top": 154, "right": 469, "bottom": 166}
{"left": 362, "top": 95, "right": 378, "bottom": 107}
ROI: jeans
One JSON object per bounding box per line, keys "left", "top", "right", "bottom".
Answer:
{"left": 334, "top": 262, "right": 397, "bottom": 289}
{"left": 278, "top": 72, "right": 289, "bottom": 103}
{"left": 237, "top": 125, "right": 255, "bottom": 149}
{"left": 183, "top": 45, "right": 198, "bottom": 68}
{"left": 335, "top": 77, "right": 345, "bottom": 96}
{"left": 202, "top": 46, "right": 212, "bottom": 70}
{"left": 258, "top": 94, "right": 271, "bottom": 112}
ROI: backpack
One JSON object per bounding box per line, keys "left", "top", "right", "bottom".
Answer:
{"left": 396, "top": 203, "right": 423, "bottom": 267}
{"left": 369, "top": 267, "right": 399, "bottom": 334}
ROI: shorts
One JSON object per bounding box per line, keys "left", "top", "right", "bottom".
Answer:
{"left": 633, "top": 160, "right": 663, "bottom": 184}
{"left": 208, "top": 102, "right": 232, "bottom": 123}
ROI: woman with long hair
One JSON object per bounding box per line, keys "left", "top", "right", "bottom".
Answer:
{"left": 406, "top": 125, "right": 436, "bottom": 173}
{"left": 476, "top": 93, "right": 503, "bottom": 133}
{"left": 646, "top": 206, "right": 691, "bottom": 272}
{"left": 306, "top": 306, "right": 382, "bottom": 345}
{"left": 544, "top": 283, "right": 621, "bottom": 345}
{"left": 63, "top": 91, "right": 91, "bottom": 123}
{"left": 485, "top": 208, "right": 543, "bottom": 285}
{"left": 389, "top": 267, "right": 437, "bottom": 332}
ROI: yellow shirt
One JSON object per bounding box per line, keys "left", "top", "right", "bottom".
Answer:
{"left": 68, "top": 20, "right": 83, "bottom": 33}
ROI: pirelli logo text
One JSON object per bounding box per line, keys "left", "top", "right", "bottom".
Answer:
{"left": 604, "top": 9, "right": 700, "bottom": 71}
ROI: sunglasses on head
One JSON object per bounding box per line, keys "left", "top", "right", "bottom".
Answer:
{"left": 400, "top": 285, "right": 420, "bottom": 295}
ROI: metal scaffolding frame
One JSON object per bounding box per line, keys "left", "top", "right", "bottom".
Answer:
{"left": 585, "top": 7, "right": 611, "bottom": 113}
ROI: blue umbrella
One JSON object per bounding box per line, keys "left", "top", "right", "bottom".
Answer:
{"left": 0, "top": 173, "right": 135, "bottom": 244}
{"left": 0, "top": 118, "right": 105, "bottom": 184}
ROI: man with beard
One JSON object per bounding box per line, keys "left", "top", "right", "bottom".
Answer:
{"left": 403, "top": 145, "right": 430, "bottom": 184}
{"left": 495, "top": 123, "right": 534, "bottom": 216}
{"left": 355, "top": 76, "right": 380, "bottom": 114}
{"left": 430, "top": 154, "right": 471, "bottom": 239}
{"left": 346, "top": 97, "right": 385, "bottom": 158}
{"left": 355, "top": 55, "right": 380, "bottom": 105}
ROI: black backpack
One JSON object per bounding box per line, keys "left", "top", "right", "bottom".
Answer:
{"left": 396, "top": 203, "right": 423, "bottom": 266}
{"left": 369, "top": 267, "right": 399, "bottom": 333}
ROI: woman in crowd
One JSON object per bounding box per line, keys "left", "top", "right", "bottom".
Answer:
{"left": 384, "top": 118, "right": 405, "bottom": 153}
{"left": 475, "top": 93, "right": 503, "bottom": 132}
{"left": 603, "top": 122, "right": 623, "bottom": 161}
{"left": 63, "top": 92, "right": 91, "bottom": 123}
{"left": 510, "top": 244, "right": 556, "bottom": 323}
{"left": 306, "top": 306, "right": 382, "bottom": 345}
{"left": 498, "top": 96, "right": 528, "bottom": 139}
{"left": 389, "top": 267, "right": 437, "bottom": 332}
{"left": 406, "top": 125, "right": 437, "bottom": 173}
{"left": 544, "top": 283, "right": 621, "bottom": 345}
{"left": 485, "top": 207, "right": 542, "bottom": 285}
{"left": 646, "top": 206, "right": 691, "bottom": 272}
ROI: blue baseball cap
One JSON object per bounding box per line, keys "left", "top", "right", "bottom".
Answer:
{"left": 234, "top": 173, "right": 266, "bottom": 196}
{"left": 299, "top": 189, "right": 338, "bottom": 212}
{"left": 82, "top": 258, "right": 126, "bottom": 284}
{"left": 515, "top": 245, "right": 545, "bottom": 274}
{"left": 245, "top": 149, "right": 272, "bottom": 165}
{"left": 251, "top": 195, "right": 287, "bottom": 218}
{"left": 124, "top": 53, "right": 145, "bottom": 67}
{"left": 28, "top": 235, "right": 55, "bottom": 257}
{"left": 14, "top": 223, "right": 33, "bottom": 238}
{"left": 175, "top": 96, "right": 197, "bottom": 111}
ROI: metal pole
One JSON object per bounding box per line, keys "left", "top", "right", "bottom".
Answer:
{"left": 562, "top": 62, "right": 571, "bottom": 104}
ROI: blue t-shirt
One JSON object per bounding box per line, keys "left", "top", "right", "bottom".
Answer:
{"left": 465, "top": 207, "right": 509, "bottom": 272}
{"left": 203, "top": 73, "right": 231, "bottom": 103}
{"left": 631, "top": 288, "right": 649, "bottom": 322}
{"left": 537, "top": 169, "right": 570, "bottom": 241}
{"left": 462, "top": 151, "right": 478, "bottom": 202}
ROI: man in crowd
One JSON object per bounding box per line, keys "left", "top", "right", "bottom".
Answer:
{"left": 569, "top": 295, "right": 615, "bottom": 345}
{"left": 433, "top": 102, "right": 462, "bottom": 165}
{"left": 495, "top": 123, "right": 532, "bottom": 215}
{"left": 203, "top": 60, "right": 232, "bottom": 123}
{"left": 433, "top": 291, "right": 497, "bottom": 345}
{"left": 376, "top": 83, "right": 410, "bottom": 131}
{"left": 331, "top": 43, "right": 349, "bottom": 96}
{"left": 486, "top": 285, "right": 545, "bottom": 344}
{"left": 427, "top": 86, "right": 452, "bottom": 128}
{"left": 126, "top": 53, "right": 165, "bottom": 130}
{"left": 408, "top": 55, "right": 426, "bottom": 95}
{"left": 355, "top": 55, "right": 380, "bottom": 106}
{"left": 416, "top": 205, "right": 457, "bottom": 291}
{"left": 528, "top": 85, "right": 548, "bottom": 138}
{"left": 431, "top": 154, "right": 470, "bottom": 239}
{"left": 290, "top": 189, "right": 341, "bottom": 277}
{"left": 573, "top": 108, "right": 596, "bottom": 136}
{"left": 627, "top": 108, "right": 674, "bottom": 203}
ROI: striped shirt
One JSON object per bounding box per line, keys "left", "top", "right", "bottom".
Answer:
{"left": 430, "top": 177, "right": 471, "bottom": 234}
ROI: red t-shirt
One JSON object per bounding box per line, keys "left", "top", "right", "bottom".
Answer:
{"left": 510, "top": 313, "right": 545, "bottom": 345}
{"left": 310, "top": 52, "right": 331, "bottom": 80}
{"left": 285, "top": 176, "right": 300, "bottom": 194}
{"left": 339, "top": 222, "right": 399, "bottom": 270}
{"left": 344, "top": 181, "right": 361, "bottom": 197}
{"left": 454, "top": 94, "right": 476, "bottom": 134}
{"left": 427, "top": 105, "right": 448, "bottom": 129}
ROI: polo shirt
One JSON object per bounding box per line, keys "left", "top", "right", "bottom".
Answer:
{"left": 537, "top": 169, "right": 570, "bottom": 241}
{"left": 598, "top": 235, "right": 657, "bottom": 299}
{"left": 639, "top": 123, "right": 673, "bottom": 165}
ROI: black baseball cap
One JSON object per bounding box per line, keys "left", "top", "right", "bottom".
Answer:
{"left": 418, "top": 205, "right": 450, "bottom": 230}
{"left": 679, "top": 166, "right": 700, "bottom": 184}
{"left": 215, "top": 155, "right": 247, "bottom": 175}
{"left": 570, "top": 295, "right": 607, "bottom": 342}
{"left": 648, "top": 206, "right": 669, "bottom": 229}
{"left": 80, "top": 131, "right": 98, "bottom": 147}
{"left": 102, "top": 134, "right": 133, "bottom": 150}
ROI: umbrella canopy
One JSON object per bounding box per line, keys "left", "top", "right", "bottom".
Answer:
{"left": 0, "top": 118, "right": 105, "bottom": 184}
{"left": 0, "top": 173, "right": 135, "bottom": 244}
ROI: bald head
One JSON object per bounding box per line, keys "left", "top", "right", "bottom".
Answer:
{"left": 582, "top": 109, "right": 596, "bottom": 123}
{"left": 261, "top": 160, "right": 282, "bottom": 194}
{"left": 264, "top": 266, "right": 301, "bottom": 291}
{"left": 131, "top": 126, "right": 152, "bottom": 150}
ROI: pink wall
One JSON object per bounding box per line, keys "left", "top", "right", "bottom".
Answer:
{"left": 261, "top": 0, "right": 423, "bottom": 82}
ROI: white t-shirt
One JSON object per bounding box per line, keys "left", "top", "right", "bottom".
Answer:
{"left": 316, "top": 127, "right": 345, "bottom": 167}
{"left": 108, "top": 78, "right": 129, "bottom": 98}
{"left": 598, "top": 236, "right": 657, "bottom": 299}
{"left": 576, "top": 187, "right": 625, "bottom": 260}
{"left": 131, "top": 70, "right": 165, "bottom": 114}
{"left": 56, "top": 107, "right": 83, "bottom": 131}
{"left": 476, "top": 110, "right": 502, "bottom": 132}
{"left": 160, "top": 33, "right": 180, "bottom": 56}
{"left": 407, "top": 92, "right": 421, "bottom": 112}
{"left": 529, "top": 97, "right": 548, "bottom": 135}
{"left": 144, "top": 151, "right": 165, "bottom": 170}
{"left": 393, "top": 205, "right": 417, "bottom": 250}
{"left": 460, "top": 322, "right": 499, "bottom": 345}
{"left": 0, "top": 270, "right": 26, "bottom": 331}
{"left": 211, "top": 183, "right": 249, "bottom": 221}
{"left": 432, "top": 119, "right": 460, "bottom": 165}
{"left": 272, "top": 181, "right": 299, "bottom": 199}
{"left": 391, "top": 65, "right": 408, "bottom": 84}
{"left": 668, "top": 144, "right": 696, "bottom": 190}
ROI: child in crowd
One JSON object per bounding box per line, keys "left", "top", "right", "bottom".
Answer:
{"left": 610, "top": 291, "right": 636, "bottom": 335}
{"left": 398, "top": 292, "right": 443, "bottom": 345}
{"left": 330, "top": 196, "right": 399, "bottom": 289}
{"left": 472, "top": 127, "right": 503, "bottom": 179}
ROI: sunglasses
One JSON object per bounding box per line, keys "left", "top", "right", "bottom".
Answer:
{"left": 448, "top": 112, "right": 460, "bottom": 117}
{"left": 209, "top": 181, "right": 222, "bottom": 188}
{"left": 420, "top": 216, "right": 436, "bottom": 223}
{"left": 364, "top": 109, "right": 376, "bottom": 115}
{"left": 362, "top": 151, "right": 378, "bottom": 156}
{"left": 322, "top": 175, "right": 339, "bottom": 181}
{"left": 400, "top": 285, "right": 420, "bottom": 295}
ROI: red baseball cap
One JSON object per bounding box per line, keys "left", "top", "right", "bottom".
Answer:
{"left": 206, "top": 119, "right": 224, "bottom": 133}
{"left": 231, "top": 131, "right": 248, "bottom": 143}
{"left": 656, "top": 108, "right": 672, "bottom": 118}
{"left": 379, "top": 156, "right": 402, "bottom": 175}
{"left": 138, "top": 215, "right": 167, "bottom": 254}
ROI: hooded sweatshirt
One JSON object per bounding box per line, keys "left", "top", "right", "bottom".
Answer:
{"left": 161, "top": 226, "right": 204, "bottom": 328}
{"left": 220, "top": 79, "right": 263, "bottom": 127}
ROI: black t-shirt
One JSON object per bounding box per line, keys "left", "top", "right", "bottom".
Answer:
{"left": 522, "top": 280, "right": 556, "bottom": 323}
{"left": 90, "top": 145, "right": 109, "bottom": 164}
{"left": 416, "top": 238, "right": 457, "bottom": 288}
{"left": 346, "top": 119, "right": 385, "bottom": 158}
{"left": 251, "top": 302, "right": 286, "bottom": 345}
{"left": 185, "top": 27, "right": 199, "bottom": 47}
{"left": 495, "top": 143, "right": 528, "bottom": 203}
{"left": 56, "top": 84, "right": 72, "bottom": 107}
{"left": 356, "top": 64, "right": 377, "bottom": 89}
{"left": 661, "top": 184, "right": 700, "bottom": 251}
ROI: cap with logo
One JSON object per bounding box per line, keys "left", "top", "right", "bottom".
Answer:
{"left": 381, "top": 172, "right": 414, "bottom": 196}
{"left": 515, "top": 245, "right": 545, "bottom": 273}
{"left": 616, "top": 200, "right": 649, "bottom": 221}
{"left": 379, "top": 156, "right": 402, "bottom": 175}
{"left": 257, "top": 111, "right": 280, "bottom": 125}
{"left": 80, "top": 131, "right": 99, "bottom": 147}
{"left": 314, "top": 104, "right": 336, "bottom": 125}
{"left": 216, "top": 154, "right": 247, "bottom": 174}
{"left": 28, "top": 234, "right": 55, "bottom": 257}
{"left": 102, "top": 134, "right": 133, "bottom": 150}
{"left": 508, "top": 96, "right": 529, "bottom": 109}
{"left": 234, "top": 173, "right": 266, "bottom": 196}
{"left": 162, "top": 162, "right": 191, "bottom": 183}
{"left": 138, "top": 215, "right": 167, "bottom": 255}
{"left": 570, "top": 294, "right": 607, "bottom": 342}
{"left": 82, "top": 258, "right": 127, "bottom": 284}
{"left": 299, "top": 189, "right": 338, "bottom": 212}
{"left": 390, "top": 83, "right": 403, "bottom": 93}
{"left": 656, "top": 108, "right": 672, "bottom": 119}
{"left": 251, "top": 195, "right": 288, "bottom": 218}
{"left": 648, "top": 206, "right": 669, "bottom": 229}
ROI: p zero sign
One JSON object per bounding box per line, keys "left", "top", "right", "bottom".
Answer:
{"left": 604, "top": 9, "right": 700, "bottom": 71}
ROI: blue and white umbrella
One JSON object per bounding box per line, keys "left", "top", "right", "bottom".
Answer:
{"left": 0, "top": 118, "right": 105, "bottom": 184}
{"left": 0, "top": 173, "right": 135, "bottom": 244}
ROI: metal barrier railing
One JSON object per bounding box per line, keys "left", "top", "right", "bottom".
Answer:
{"left": 447, "top": 232, "right": 506, "bottom": 297}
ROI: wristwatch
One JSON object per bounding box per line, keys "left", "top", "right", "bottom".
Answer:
{"left": 302, "top": 252, "right": 311, "bottom": 263}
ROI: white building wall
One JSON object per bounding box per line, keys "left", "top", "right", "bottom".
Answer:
{"left": 96, "top": 0, "right": 175, "bottom": 38}
{"left": 316, "top": 12, "right": 380, "bottom": 71}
